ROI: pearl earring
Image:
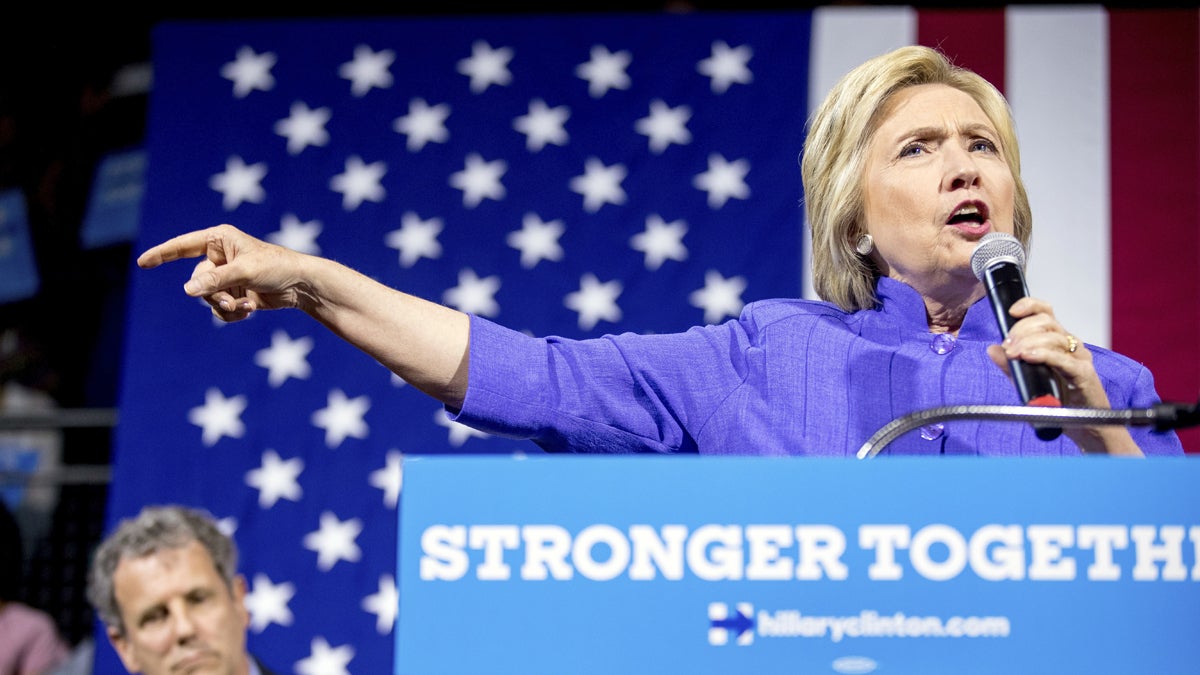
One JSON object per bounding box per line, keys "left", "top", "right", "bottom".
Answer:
{"left": 855, "top": 234, "right": 874, "bottom": 255}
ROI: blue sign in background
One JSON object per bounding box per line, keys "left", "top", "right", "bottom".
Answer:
{"left": 397, "top": 455, "right": 1200, "bottom": 674}
{"left": 0, "top": 188, "right": 38, "bottom": 304}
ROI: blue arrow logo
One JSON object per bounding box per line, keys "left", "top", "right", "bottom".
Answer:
{"left": 708, "top": 602, "right": 755, "bottom": 645}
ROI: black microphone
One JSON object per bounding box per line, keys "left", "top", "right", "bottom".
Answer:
{"left": 970, "top": 232, "right": 1063, "bottom": 440}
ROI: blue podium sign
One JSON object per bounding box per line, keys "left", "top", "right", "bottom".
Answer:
{"left": 397, "top": 456, "right": 1200, "bottom": 674}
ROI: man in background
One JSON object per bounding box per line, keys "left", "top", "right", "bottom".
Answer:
{"left": 85, "top": 505, "right": 278, "bottom": 675}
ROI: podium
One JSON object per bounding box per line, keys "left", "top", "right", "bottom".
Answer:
{"left": 396, "top": 455, "right": 1200, "bottom": 674}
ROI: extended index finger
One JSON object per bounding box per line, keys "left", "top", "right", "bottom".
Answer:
{"left": 136, "top": 229, "right": 219, "bottom": 269}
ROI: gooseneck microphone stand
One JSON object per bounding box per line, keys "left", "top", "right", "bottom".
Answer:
{"left": 856, "top": 400, "right": 1200, "bottom": 459}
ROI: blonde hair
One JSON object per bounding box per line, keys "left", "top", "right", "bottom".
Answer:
{"left": 801, "top": 45, "right": 1032, "bottom": 311}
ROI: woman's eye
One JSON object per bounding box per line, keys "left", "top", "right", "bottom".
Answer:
{"left": 899, "top": 143, "right": 925, "bottom": 157}
{"left": 971, "top": 139, "right": 997, "bottom": 153}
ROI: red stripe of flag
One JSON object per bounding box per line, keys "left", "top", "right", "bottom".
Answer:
{"left": 1110, "top": 9, "right": 1200, "bottom": 452}
{"left": 917, "top": 10, "right": 1007, "bottom": 94}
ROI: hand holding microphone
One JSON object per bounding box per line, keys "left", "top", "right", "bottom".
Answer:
{"left": 970, "top": 232, "right": 1063, "bottom": 440}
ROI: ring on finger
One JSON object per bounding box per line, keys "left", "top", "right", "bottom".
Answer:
{"left": 1066, "top": 334, "right": 1078, "bottom": 354}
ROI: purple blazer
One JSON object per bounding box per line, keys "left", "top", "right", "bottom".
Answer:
{"left": 454, "top": 277, "right": 1184, "bottom": 457}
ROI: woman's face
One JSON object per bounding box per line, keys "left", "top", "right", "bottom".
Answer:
{"left": 862, "top": 83, "right": 1016, "bottom": 297}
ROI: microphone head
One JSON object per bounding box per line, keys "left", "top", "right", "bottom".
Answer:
{"left": 970, "top": 232, "right": 1026, "bottom": 282}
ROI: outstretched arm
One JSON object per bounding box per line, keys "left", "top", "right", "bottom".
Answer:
{"left": 137, "top": 224, "right": 470, "bottom": 408}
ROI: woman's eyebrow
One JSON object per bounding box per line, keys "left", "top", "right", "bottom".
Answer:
{"left": 892, "top": 122, "right": 997, "bottom": 142}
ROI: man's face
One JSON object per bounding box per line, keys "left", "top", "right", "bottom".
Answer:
{"left": 108, "top": 540, "right": 250, "bottom": 675}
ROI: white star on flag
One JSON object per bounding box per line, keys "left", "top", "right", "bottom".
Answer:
{"left": 361, "top": 574, "right": 399, "bottom": 635}
{"left": 187, "top": 388, "right": 246, "bottom": 447}
{"left": 274, "top": 101, "right": 331, "bottom": 155}
{"left": 565, "top": 273, "right": 623, "bottom": 330}
{"left": 215, "top": 517, "right": 238, "bottom": 539}
{"left": 630, "top": 214, "right": 689, "bottom": 270}
{"left": 295, "top": 637, "right": 354, "bottom": 675}
{"left": 330, "top": 155, "right": 386, "bottom": 210}
{"left": 697, "top": 40, "right": 754, "bottom": 94}
{"left": 457, "top": 40, "right": 513, "bottom": 93}
{"left": 267, "top": 213, "right": 322, "bottom": 255}
{"left": 255, "top": 330, "right": 314, "bottom": 387}
{"left": 245, "top": 449, "right": 304, "bottom": 508}
{"left": 449, "top": 153, "right": 507, "bottom": 208}
{"left": 339, "top": 44, "right": 395, "bottom": 97}
{"left": 635, "top": 100, "right": 693, "bottom": 154}
{"left": 507, "top": 213, "right": 565, "bottom": 269}
{"left": 690, "top": 269, "right": 747, "bottom": 324}
{"left": 570, "top": 157, "right": 627, "bottom": 213}
{"left": 220, "top": 46, "right": 276, "bottom": 98}
{"left": 385, "top": 212, "right": 443, "bottom": 267}
{"left": 693, "top": 153, "right": 750, "bottom": 208}
{"left": 513, "top": 99, "right": 570, "bottom": 152}
{"left": 368, "top": 450, "right": 403, "bottom": 509}
{"left": 210, "top": 156, "right": 266, "bottom": 210}
{"left": 311, "top": 389, "right": 370, "bottom": 449}
{"left": 442, "top": 268, "right": 501, "bottom": 317}
{"left": 434, "top": 410, "right": 491, "bottom": 447}
{"left": 576, "top": 44, "right": 632, "bottom": 98}
{"left": 244, "top": 573, "right": 296, "bottom": 632}
{"left": 393, "top": 98, "right": 451, "bottom": 151}
{"left": 303, "top": 511, "right": 363, "bottom": 572}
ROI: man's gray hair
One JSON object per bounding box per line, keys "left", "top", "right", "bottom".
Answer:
{"left": 86, "top": 504, "right": 237, "bottom": 635}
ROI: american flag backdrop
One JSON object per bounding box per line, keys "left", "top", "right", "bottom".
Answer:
{"left": 104, "top": 7, "right": 1200, "bottom": 675}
